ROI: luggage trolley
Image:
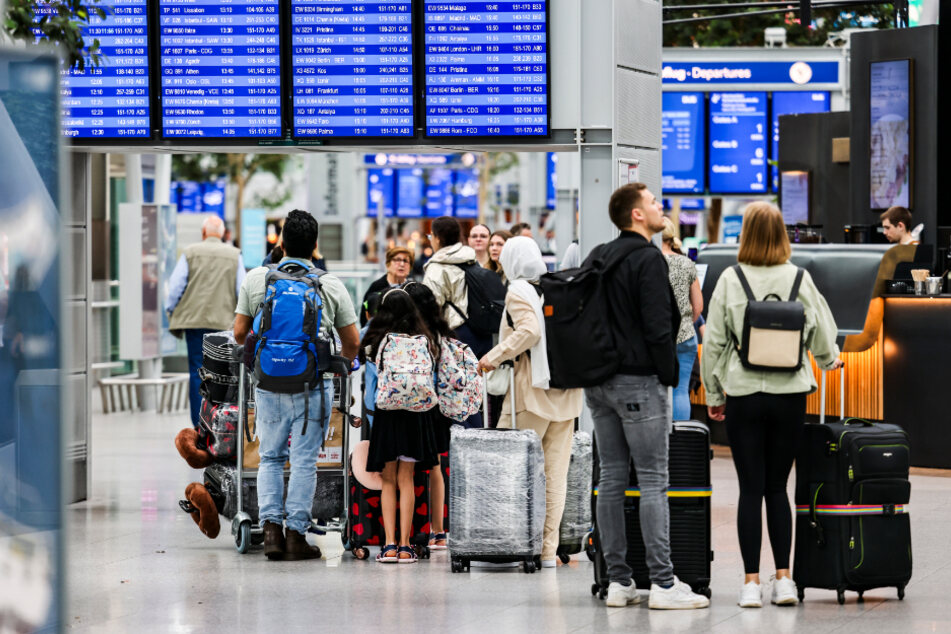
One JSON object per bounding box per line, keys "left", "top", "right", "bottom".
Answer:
{"left": 232, "top": 353, "right": 355, "bottom": 554}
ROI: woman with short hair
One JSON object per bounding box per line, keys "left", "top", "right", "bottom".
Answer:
{"left": 360, "top": 247, "right": 414, "bottom": 327}
{"left": 701, "top": 202, "right": 842, "bottom": 608}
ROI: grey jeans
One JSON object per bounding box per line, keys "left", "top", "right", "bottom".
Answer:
{"left": 585, "top": 374, "right": 674, "bottom": 587}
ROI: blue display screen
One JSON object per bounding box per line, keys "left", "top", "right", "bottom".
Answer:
{"left": 396, "top": 169, "right": 425, "bottom": 218}
{"left": 367, "top": 168, "right": 395, "bottom": 216}
{"left": 662, "top": 92, "right": 705, "bottom": 194}
{"left": 546, "top": 152, "right": 556, "bottom": 209}
{"left": 771, "top": 91, "right": 829, "bottom": 190}
{"left": 425, "top": 168, "right": 454, "bottom": 217}
{"left": 159, "top": 0, "right": 282, "bottom": 138}
{"left": 708, "top": 92, "right": 768, "bottom": 194}
{"left": 423, "top": 0, "right": 549, "bottom": 137}
{"left": 454, "top": 170, "right": 480, "bottom": 217}
{"left": 36, "top": 0, "right": 151, "bottom": 138}
{"left": 291, "top": 0, "right": 414, "bottom": 138}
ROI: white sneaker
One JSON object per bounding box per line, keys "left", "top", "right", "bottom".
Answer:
{"left": 648, "top": 576, "right": 710, "bottom": 610}
{"left": 738, "top": 581, "right": 763, "bottom": 608}
{"left": 605, "top": 580, "right": 644, "bottom": 607}
{"left": 540, "top": 559, "right": 557, "bottom": 569}
{"left": 771, "top": 576, "right": 798, "bottom": 605}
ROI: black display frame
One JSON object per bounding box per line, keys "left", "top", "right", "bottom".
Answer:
{"left": 419, "top": 0, "right": 553, "bottom": 142}
{"left": 768, "top": 90, "right": 830, "bottom": 194}
{"left": 153, "top": 0, "right": 286, "bottom": 144}
{"left": 868, "top": 57, "right": 914, "bottom": 212}
{"left": 706, "top": 90, "right": 770, "bottom": 197}
{"left": 287, "top": 0, "right": 418, "bottom": 144}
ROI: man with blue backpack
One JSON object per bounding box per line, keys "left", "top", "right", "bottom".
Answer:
{"left": 233, "top": 210, "right": 359, "bottom": 561}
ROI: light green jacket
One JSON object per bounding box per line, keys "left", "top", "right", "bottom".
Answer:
{"left": 701, "top": 262, "right": 840, "bottom": 407}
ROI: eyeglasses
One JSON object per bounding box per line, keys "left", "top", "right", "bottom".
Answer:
{"left": 390, "top": 257, "right": 411, "bottom": 265}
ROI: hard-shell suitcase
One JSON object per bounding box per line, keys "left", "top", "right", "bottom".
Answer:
{"left": 793, "top": 369, "right": 912, "bottom": 604}
{"left": 346, "top": 466, "right": 432, "bottom": 560}
{"left": 590, "top": 421, "right": 713, "bottom": 599}
{"left": 449, "top": 363, "right": 545, "bottom": 573}
{"left": 556, "top": 430, "right": 593, "bottom": 563}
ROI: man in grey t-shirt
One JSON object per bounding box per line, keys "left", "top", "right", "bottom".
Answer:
{"left": 233, "top": 210, "right": 358, "bottom": 561}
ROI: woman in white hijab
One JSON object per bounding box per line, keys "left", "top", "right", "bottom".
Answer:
{"left": 476, "top": 236, "right": 584, "bottom": 569}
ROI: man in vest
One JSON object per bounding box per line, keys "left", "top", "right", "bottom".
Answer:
{"left": 166, "top": 216, "right": 246, "bottom": 428}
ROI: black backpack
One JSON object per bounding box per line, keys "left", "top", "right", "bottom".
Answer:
{"left": 731, "top": 265, "right": 806, "bottom": 372}
{"left": 538, "top": 241, "right": 648, "bottom": 389}
{"left": 446, "top": 261, "right": 507, "bottom": 337}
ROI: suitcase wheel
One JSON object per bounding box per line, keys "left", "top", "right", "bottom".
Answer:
{"left": 522, "top": 560, "right": 536, "bottom": 574}
{"left": 836, "top": 589, "right": 846, "bottom": 605}
{"left": 235, "top": 521, "right": 251, "bottom": 554}
{"left": 898, "top": 585, "right": 905, "bottom": 600}
{"left": 451, "top": 557, "right": 465, "bottom": 573}
{"left": 591, "top": 584, "right": 600, "bottom": 597}
{"left": 857, "top": 591, "right": 864, "bottom": 603}
{"left": 558, "top": 553, "right": 571, "bottom": 565}
{"left": 698, "top": 586, "right": 712, "bottom": 599}
{"left": 797, "top": 588, "right": 805, "bottom": 603}
{"left": 352, "top": 547, "right": 370, "bottom": 560}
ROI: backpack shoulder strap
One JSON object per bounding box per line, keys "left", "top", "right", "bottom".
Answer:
{"left": 598, "top": 239, "right": 651, "bottom": 274}
{"left": 732, "top": 264, "right": 757, "bottom": 302}
{"left": 788, "top": 267, "right": 805, "bottom": 302}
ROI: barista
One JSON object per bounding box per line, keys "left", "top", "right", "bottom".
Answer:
{"left": 881, "top": 206, "right": 918, "bottom": 245}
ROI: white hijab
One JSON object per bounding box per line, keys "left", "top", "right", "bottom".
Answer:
{"left": 499, "top": 237, "right": 551, "bottom": 389}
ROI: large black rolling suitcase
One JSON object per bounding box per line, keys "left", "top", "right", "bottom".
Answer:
{"left": 793, "top": 370, "right": 912, "bottom": 604}
{"left": 590, "top": 421, "right": 713, "bottom": 599}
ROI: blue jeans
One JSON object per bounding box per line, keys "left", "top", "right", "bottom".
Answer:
{"left": 585, "top": 374, "right": 674, "bottom": 586}
{"left": 256, "top": 379, "right": 333, "bottom": 535}
{"left": 673, "top": 337, "right": 698, "bottom": 421}
{"left": 184, "top": 328, "right": 214, "bottom": 427}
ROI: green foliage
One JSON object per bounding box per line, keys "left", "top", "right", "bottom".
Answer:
{"left": 663, "top": 1, "right": 898, "bottom": 47}
{"left": 5, "top": 0, "right": 107, "bottom": 71}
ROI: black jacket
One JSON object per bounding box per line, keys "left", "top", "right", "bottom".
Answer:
{"left": 360, "top": 274, "right": 392, "bottom": 327}
{"left": 586, "top": 231, "right": 679, "bottom": 386}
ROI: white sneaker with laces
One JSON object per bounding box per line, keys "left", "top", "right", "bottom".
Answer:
{"left": 605, "top": 580, "right": 643, "bottom": 607}
{"left": 738, "top": 581, "right": 763, "bottom": 608}
{"left": 648, "top": 576, "right": 710, "bottom": 610}
{"left": 771, "top": 576, "right": 798, "bottom": 605}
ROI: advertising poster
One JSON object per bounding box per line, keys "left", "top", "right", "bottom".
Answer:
{"left": 869, "top": 60, "right": 911, "bottom": 209}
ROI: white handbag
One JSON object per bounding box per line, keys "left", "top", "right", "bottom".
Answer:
{"left": 484, "top": 366, "right": 512, "bottom": 396}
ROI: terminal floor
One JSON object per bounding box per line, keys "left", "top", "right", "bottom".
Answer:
{"left": 67, "top": 408, "right": 951, "bottom": 633}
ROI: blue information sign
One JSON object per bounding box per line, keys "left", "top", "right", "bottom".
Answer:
{"left": 423, "top": 0, "right": 549, "bottom": 137}
{"left": 159, "top": 0, "right": 282, "bottom": 138}
{"left": 425, "top": 168, "right": 454, "bottom": 217}
{"left": 36, "top": 0, "right": 150, "bottom": 138}
{"left": 708, "top": 92, "right": 768, "bottom": 194}
{"left": 771, "top": 91, "right": 829, "bottom": 190}
{"left": 397, "top": 169, "right": 425, "bottom": 218}
{"left": 454, "top": 170, "right": 480, "bottom": 218}
{"left": 367, "top": 168, "right": 395, "bottom": 216}
{"left": 546, "top": 152, "right": 556, "bottom": 209}
{"left": 662, "top": 92, "right": 705, "bottom": 194}
{"left": 291, "top": 0, "right": 414, "bottom": 138}
{"left": 662, "top": 61, "right": 839, "bottom": 85}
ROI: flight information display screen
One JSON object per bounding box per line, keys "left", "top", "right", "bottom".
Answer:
{"left": 771, "top": 91, "right": 829, "bottom": 190}
{"left": 158, "top": 0, "right": 282, "bottom": 138}
{"left": 291, "top": 0, "right": 414, "bottom": 138}
{"left": 708, "top": 92, "right": 768, "bottom": 194}
{"left": 423, "top": 0, "right": 549, "bottom": 137}
{"left": 661, "top": 92, "right": 705, "bottom": 194}
{"left": 39, "top": 0, "right": 151, "bottom": 138}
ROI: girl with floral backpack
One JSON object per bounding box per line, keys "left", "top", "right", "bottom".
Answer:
{"left": 361, "top": 288, "right": 441, "bottom": 563}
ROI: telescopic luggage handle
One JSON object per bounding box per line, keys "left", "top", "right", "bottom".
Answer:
{"left": 818, "top": 364, "right": 845, "bottom": 425}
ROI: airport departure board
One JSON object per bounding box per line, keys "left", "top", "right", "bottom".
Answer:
{"left": 661, "top": 92, "right": 705, "bottom": 194}
{"left": 291, "top": 0, "right": 414, "bottom": 138}
{"left": 708, "top": 92, "right": 768, "bottom": 194}
{"left": 771, "top": 91, "right": 829, "bottom": 191}
{"left": 423, "top": 0, "right": 549, "bottom": 137}
{"left": 38, "top": 0, "right": 151, "bottom": 138}
{"left": 159, "top": 0, "right": 282, "bottom": 139}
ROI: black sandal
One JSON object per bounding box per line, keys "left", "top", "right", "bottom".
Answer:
{"left": 376, "top": 544, "right": 398, "bottom": 564}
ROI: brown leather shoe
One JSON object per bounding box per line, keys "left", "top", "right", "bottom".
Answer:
{"left": 284, "top": 530, "right": 322, "bottom": 561}
{"left": 263, "top": 522, "right": 285, "bottom": 560}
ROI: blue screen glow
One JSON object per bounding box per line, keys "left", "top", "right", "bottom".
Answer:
{"left": 423, "top": 0, "right": 549, "bottom": 137}
{"left": 291, "top": 0, "right": 414, "bottom": 138}
{"left": 159, "top": 0, "right": 282, "bottom": 138}
{"left": 397, "top": 169, "right": 425, "bottom": 218}
{"left": 454, "top": 170, "right": 480, "bottom": 217}
{"left": 367, "top": 168, "right": 395, "bottom": 216}
{"left": 708, "top": 92, "right": 768, "bottom": 194}
{"left": 426, "top": 168, "right": 454, "bottom": 217}
{"left": 771, "top": 91, "right": 829, "bottom": 190}
{"left": 662, "top": 92, "right": 705, "bottom": 194}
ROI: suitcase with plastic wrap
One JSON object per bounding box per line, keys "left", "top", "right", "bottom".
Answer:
{"left": 590, "top": 421, "right": 713, "bottom": 599}
{"left": 793, "top": 369, "right": 912, "bottom": 604}
{"left": 556, "top": 430, "right": 593, "bottom": 563}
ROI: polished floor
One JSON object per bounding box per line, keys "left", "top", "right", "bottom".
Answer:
{"left": 66, "top": 405, "right": 951, "bottom": 633}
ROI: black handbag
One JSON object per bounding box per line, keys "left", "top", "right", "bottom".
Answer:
{"left": 732, "top": 265, "right": 806, "bottom": 372}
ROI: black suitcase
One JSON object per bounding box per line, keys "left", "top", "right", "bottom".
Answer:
{"left": 590, "top": 421, "right": 713, "bottom": 599}
{"left": 793, "top": 371, "right": 912, "bottom": 604}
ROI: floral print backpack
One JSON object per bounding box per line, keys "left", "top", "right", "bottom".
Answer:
{"left": 375, "top": 333, "right": 437, "bottom": 412}
{"left": 436, "top": 338, "right": 484, "bottom": 422}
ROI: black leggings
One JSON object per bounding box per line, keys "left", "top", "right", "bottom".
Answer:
{"left": 725, "top": 392, "right": 807, "bottom": 575}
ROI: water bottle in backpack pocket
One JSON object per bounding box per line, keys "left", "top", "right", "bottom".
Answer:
{"left": 375, "top": 333, "right": 437, "bottom": 412}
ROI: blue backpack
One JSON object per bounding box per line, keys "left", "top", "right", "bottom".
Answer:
{"left": 252, "top": 260, "right": 332, "bottom": 432}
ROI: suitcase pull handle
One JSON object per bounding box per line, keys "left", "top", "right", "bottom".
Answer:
{"left": 842, "top": 418, "right": 875, "bottom": 427}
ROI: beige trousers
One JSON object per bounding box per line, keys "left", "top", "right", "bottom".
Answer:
{"left": 500, "top": 409, "right": 574, "bottom": 560}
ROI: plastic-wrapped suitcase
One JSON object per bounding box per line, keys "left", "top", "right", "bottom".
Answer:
{"left": 204, "top": 462, "right": 260, "bottom": 524}
{"left": 556, "top": 430, "right": 593, "bottom": 563}
{"left": 590, "top": 421, "right": 713, "bottom": 599}
{"left": 198, "top": 399, "right": 239, "bottom": 462}
{"left": 793, "top": 369, "right": 912, "bottom": 604}
{"left": 346, "top": 466, "right": 432, "bottom": 560}
{"left": 449, "top": 364, "right": 545, "bottom": 574}
{"left": 200, "top": 331, "right": 241, "bottom": 403}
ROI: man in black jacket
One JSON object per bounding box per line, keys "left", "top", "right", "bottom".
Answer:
{"left": 585, "top": 183, "right": 709, "bottom": 610}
